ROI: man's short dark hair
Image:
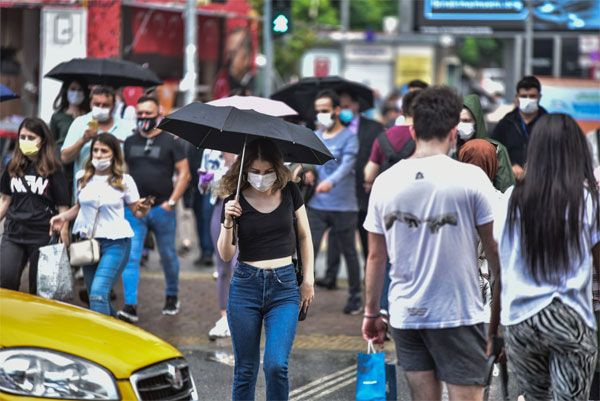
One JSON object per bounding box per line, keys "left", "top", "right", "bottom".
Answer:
{"left": 137, "top": 95, "right": 160, "bottom": 107}
{"left": 516, "top": 75, "right": 541, "bottom": 93}
{"left": 315, "top": 89, "right": 340, "bottom": 108}
{"left": 401, "top": 90, "right": 420, "bottom": 117}
{"left": 412, "top": 86, "right": 462, "bottom": 141}
{"left": 90, "top": 86, "right": 115, "bottom": 101}
{"left": 407, "top": 79, "right": 429, "bottom": 90}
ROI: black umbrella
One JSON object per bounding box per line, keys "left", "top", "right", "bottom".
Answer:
{"left": 159, "top": 101, "right": 333, "bottom": 196}
{"left": 270, "top": 76, "right": 374, "bottom": 122}
{"left": 45, "top": 58, "right": 161, "bottom": 87}
{"left": 0, "top": 84, "right": 18, "bottom": 102}
{"left": 159, "top": 102, "right": 333, "bottom": 245}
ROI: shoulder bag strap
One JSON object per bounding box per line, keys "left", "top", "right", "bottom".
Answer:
{"left": 89, "top": 206, "right": 100, "bottom": 239}
{"left": 377, "top": 131, "right": 396, "bottom": 162}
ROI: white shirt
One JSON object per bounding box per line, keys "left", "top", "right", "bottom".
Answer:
{"left": 495, "top": 187, "right": 600, "bottom": 330}
{"left": 61, "top": 111, "right": 135, "bottom": 198}
{"left": 72, "top": 172, "right": 140, "bottom": 240}
{"left": 364, "top": 154, "right": 495, "bottom": 329}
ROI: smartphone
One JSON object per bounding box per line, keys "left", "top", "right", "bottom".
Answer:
{"left": 298, "top": 305, "right": 309, "bottom": 321}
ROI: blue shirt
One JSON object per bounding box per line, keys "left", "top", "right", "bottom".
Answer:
{"left": 309, "top": 127, "right": 358, "bottom": 212}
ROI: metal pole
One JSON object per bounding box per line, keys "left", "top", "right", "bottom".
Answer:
{"left": 515, "top": 35, "right": 524, "bottom": 84}
{"left": 552, "top": 34, "right": 562, "bottom": 78}
{"left": 341, "top": 0, "right": 349, "bottom": 32}
{"left": 183, "top": 0, "right": 197, "bottom": 105}
{"left": 524, "top": 0, "right": 533, "bottom": 75}
{"left": 263, "top": 0, "right": 273, "bottom": 97}
{"left": 399, "top": 0, "right": 414, "bottom": 34}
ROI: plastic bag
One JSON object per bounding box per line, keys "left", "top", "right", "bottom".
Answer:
{"left": 356, "top": 340, "right": 387, "bottom": 401}
{"left": 37, "top": 240, "right": 73, "bottom": 301}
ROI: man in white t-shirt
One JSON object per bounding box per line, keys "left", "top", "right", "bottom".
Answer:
{"left": 362, "top": 86, "right": 501, "bottom": 401}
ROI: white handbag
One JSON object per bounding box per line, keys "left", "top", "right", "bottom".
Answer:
{"left": 69, "top": 209, "right": 101, "bottom": 267}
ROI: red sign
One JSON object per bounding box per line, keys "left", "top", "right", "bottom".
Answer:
{"left": 314, "top": 57, "right": 330, "bottom": 77}
{"left": 129, "top": 8, "right": 220, "bottom": 61}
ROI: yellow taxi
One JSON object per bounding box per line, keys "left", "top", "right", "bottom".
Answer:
{"left": 0, "top": 289, "right": 198, "bottom": 400}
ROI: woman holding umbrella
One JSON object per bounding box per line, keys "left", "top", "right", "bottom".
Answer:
{"left": 217, "top": 138, "right": 314, "bottom": 401}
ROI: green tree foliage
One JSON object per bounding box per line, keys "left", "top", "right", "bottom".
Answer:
{"left": 347, "top": 0, "right": 397, "bottom": 30}
{"left": 459, "top": 37, "right": 503, "bottom": 68}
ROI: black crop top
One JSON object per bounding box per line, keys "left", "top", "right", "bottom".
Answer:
{"left": 221, "top": 182, "right": 304, "bottom": 262}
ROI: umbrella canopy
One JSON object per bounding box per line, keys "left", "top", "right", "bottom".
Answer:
{"left": 45, "top": 58, "right": 161, "bottom": 88}
{"left": 158, "top": 102, "right": 333, "bottom": 165}
{"left": 270, "top": 76, "right": 374, "bottom": 122}
{"left": 207, "top": 96, "right": 298, "bottom": 117}
{"left": 0, "top": 84, "right": 19, "bottom": 102}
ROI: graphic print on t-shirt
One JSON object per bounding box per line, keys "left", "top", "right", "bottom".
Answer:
{"left": 10, "top": 175, "right": 49, "bottom": 195}
{"left": 384, "top": 211, "right": 458, "bottom": 233}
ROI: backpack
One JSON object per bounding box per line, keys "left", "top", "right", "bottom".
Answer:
{"left": 377, "top": 131, "right": 416, "bottom": 172}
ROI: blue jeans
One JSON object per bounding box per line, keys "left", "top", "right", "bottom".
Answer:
{"left": 83, "top": 237, "right": 131, "bottom": 316}
{"left": 228, "top": 262, "right": 300, "bottom": 401}
{"left": 192, "top": 192, "right": 214, "bottom": 257}
{"left": 122, "top": 206, "right": 180, "bottom": 305}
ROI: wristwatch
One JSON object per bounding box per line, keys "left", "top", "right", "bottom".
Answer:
{"left": 167, "top": 199, "right": 176, "bottom": 208}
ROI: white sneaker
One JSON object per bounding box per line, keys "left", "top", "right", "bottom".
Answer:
{"left": 208, "top": 316, "right": 230, "bottom": 340}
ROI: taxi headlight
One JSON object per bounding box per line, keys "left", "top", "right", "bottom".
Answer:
{"left": 0, "top": 348, "right": 119, "bottom": 400}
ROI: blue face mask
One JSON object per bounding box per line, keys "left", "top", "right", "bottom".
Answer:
{"left": 339, "top": 108, "right": 354, "bottom": 126}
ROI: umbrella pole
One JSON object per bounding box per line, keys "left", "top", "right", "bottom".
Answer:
{"left": 232, "top": 136, "right": 247, "bottom": 246}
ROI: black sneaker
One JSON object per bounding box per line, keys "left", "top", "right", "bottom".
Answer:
{"left": 343, "top": 296, "right": 363, "bottom": 315}
{"left": 117, "top": 304, "right": 138, "bottom": 323}
{"left": 201, "top": 253, "right": 214, "bottom": 267}
{"left": 315, "top": 277, "right": 337, "bottom": 290}
{"left": 162, "top": 296, "right": 180, "bottom": 315}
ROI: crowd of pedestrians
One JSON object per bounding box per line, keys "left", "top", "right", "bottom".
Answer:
{"left": 0, "top": 73, "right": 598, "bottom": 400}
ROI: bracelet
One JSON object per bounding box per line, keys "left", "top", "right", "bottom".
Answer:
{"left": 363, "top": 314, "right": 380, "bottom": 319}
{"left": 223, "top": 223, "right": 233, "bottom": 229}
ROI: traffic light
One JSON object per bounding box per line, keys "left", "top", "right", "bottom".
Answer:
{"left": 272, "top": 0, "right": 291, "bottom": 36}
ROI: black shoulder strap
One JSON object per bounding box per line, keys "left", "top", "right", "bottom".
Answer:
{"left": 397, "top": 138, "right": 416, "bottom": 160}
{"left": 120, "top": 103, "right": 126, "bottom": 119}
{"left": 377, "top": 131, "right": 396, "bottom": 160}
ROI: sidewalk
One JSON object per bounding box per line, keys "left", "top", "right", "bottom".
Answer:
{"left": 69, "top": 247, "right": 372, "bottom": 352}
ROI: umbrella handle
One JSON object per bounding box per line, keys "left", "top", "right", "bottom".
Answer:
{"left": 231, "top": 136, "right": 247, "bottom": 247}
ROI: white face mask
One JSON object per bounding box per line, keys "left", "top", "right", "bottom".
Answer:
{"left": 518, "top": 97, "right": 539, "bottom": 114}
{"left": 247, "top": 172, "right": 277, "bottom": 192}
{"left": 316, "top": 112, "right": 335, "bottom": 130}
{"left": 67, "top": 89, "right": 85, "bottom": 106}
{"left": 457, "top": 122, "right": 475, "bottom": 140}
{"left": 92, "top": 157, "right": 112, "bottom": 171}
{"left": 92, "top": 106, "right": 111, "bottom": 122}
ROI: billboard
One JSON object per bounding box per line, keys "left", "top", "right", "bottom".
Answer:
{"left": 416, "top": 0, "right": 600, "bottom": 32}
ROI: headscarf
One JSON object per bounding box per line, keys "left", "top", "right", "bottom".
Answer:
{"left": 458, "top": 139, "right": 498, "bottom": 182}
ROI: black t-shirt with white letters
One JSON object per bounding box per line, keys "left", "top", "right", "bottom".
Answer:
{"left": 0, "top": 164, "right": 69, "bottom": 243}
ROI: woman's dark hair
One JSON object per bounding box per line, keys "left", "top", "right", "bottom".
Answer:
{"left": 52, "top": 79, "right": 90, "bottom": 113}
{"left": 218, "top": 138, "right": 290, "bottom": 197}
{"left": 79, "top": 133, "right": 126, "bottom": 191}
{"left": 8, "top": 118, "right": 61, "bottom": 178}
{"left": 412, "top": 86, "right": 462, "bottom": 141}
{"left": 507, "top": 113, "right": 599, "bottom": 284}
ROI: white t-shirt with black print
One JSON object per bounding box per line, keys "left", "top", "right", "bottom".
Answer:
{"left": 364, "top": 154, "right": 495, "bottom": 329}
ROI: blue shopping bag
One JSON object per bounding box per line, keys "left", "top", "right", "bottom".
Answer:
{"left": 356, "top": 341, "right": 386, "bottom": 401}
